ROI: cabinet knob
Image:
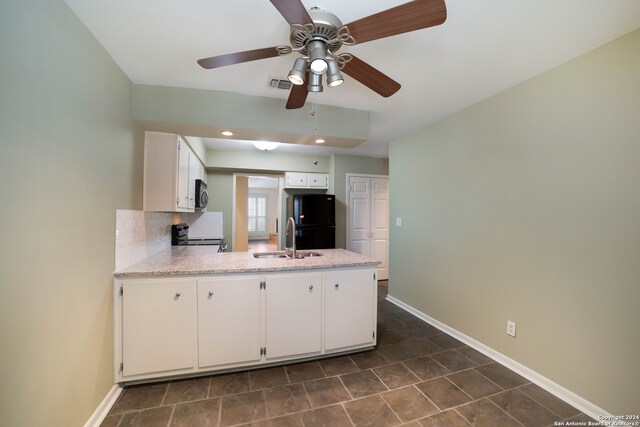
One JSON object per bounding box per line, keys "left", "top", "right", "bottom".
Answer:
{"left": 335, "top": 283, "right": 339, "bottom": 289}
{"left": 208, "top": 291, "right": 213, "bottom": 297}
{"left": 309, "top": 285, "right": 314, "bottom": 291}
{"left": 175, "top": 292, "right": 181, "bottom": 298}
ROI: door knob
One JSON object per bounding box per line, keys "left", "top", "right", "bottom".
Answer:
{"left": 335, "top": 283, "right": 339, "bottom": 289}
{"left": 175, "top": 292, "right": 181, "bottom": 298}
{"left": 208, "top": 291, "right": 213, "bottom": 297}
{"left": 309, "top": 285, "right": 314, "bottom": 291}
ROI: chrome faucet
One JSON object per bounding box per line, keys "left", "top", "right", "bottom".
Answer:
{"left": 285, "top": 216, "right": 297, "bottom": 259}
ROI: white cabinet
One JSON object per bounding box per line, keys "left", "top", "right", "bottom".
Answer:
{"left": 324, "top": 269, "right": 377, "bottom": 352}
{"left": 285, "top": 172, "right": 329, "bottom": 189}
{"left": 285, "top": 172, "right": 307, "bottom": 188}
{"left": 114, "top": 267, "right": 375, "bottom": 382}
{"left": 143, "top": 131, "right": 205, "bottom": 212}
{"left": 308, "top": 173, "right": 329, "bottom": 188}
{"left": 121, "top": 279, "right": 196, "bottom": 377}
{"left": 265, "top": 273, "right": 322, "bottom": 359}
{"left": 197, "top": 276, "right": 262, "bottom": 368}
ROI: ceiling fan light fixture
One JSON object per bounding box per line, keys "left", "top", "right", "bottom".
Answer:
{"left": 308, "top": 72, "right": 323, "bottom": 92}
{"left": 287, "top": 57, "right": 307, "bottom": 85}
{"left": 326, "top": 59, "right": 344, "bottom": 87}
{"left": 308, "top": 40, "right": 328, "bottom": 75}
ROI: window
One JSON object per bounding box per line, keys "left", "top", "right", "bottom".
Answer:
{"left": 248, "top": 194, "right": 267, "bottom": 233}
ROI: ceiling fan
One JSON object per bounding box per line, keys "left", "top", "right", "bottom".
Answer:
{"left": 197, "top": 0, "right": 447, "bottom": 109}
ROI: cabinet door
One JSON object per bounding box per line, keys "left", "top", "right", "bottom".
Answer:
{"left": 307, "top": 173, "right": 328, "bottom": 188}
{"left": 188, "top": 151, "right": 199, "bottom": 209}
{"left": 122, "top": 279, "right": 196, "bottom": 377}
{"left": 285, "top": 172, "right": 307, "bottom": 188}
{"left": 265, "top": 273, "right": 322, "bottom": 359}
{"left": 324, "top": 269, "right": 376, "bottom": 352}
{"left": 198, "top": 277, "right": 262, "bottom": 368}
{"left": 177, "top": 138, "right": 191, "bottom": 209}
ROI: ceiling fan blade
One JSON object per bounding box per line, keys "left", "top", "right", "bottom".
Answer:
{"left": 269, "top": 0, "right": 313, "bottom": 25}
{"left": 344, "top": 0, "right": 446, "bottom": 45}
{"left": 197, "top": 46, "right": 286, "bottom": 69}
{"left": 341, "top": 55, "right": 401, "bottom": 98}
{"left": 286, "top": 80, "right": 309, "bottom": 109}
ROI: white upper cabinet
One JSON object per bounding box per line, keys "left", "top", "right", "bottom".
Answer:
{"left": 285, "top": 172, "right": 328, "bottom": 189}
{"left": 143, "top": 131, "right": 205, "bottom": 212}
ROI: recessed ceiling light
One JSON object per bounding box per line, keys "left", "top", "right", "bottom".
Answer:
{"left": 315, "top": 138, "right": 325, "bottom": 144}
{"left": 221, "top": 131, "right": 234, "bottom": 136}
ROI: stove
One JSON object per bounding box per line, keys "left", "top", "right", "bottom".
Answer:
{"left": 171, "top": 223, "right": 226, "bottom": 252}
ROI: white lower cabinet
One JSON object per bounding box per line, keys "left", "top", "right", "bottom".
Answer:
{"left": 115, "top": 267, "right": 375, "bottom": 382}
{"left": 324, "top": 269, "right": 377, "bottom": 352}
{"left": 197, "top": 276, "right": 262, "bottom": 368}
{"left": 121, "top": 279, "right": 197, "bottom": 377}
{"left": 265, "top": 273, "right": 322, "bottom": 360}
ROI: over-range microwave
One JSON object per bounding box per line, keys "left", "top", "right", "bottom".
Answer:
{"left": 195, "top": 179, "right": 208, "bottom": 209}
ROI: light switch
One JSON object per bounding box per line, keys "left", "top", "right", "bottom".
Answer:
{"left": 395, "top": 217, "right": 402, "bottom": 227}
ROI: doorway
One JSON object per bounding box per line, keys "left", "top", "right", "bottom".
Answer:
{"left": 233, "top": 174, "right": 282, "bottom": 252}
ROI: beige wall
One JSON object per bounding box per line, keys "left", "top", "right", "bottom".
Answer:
{"left": 389, "top": 29, "right": 640, "bottom": 414}
{"left": 0, "top": 1, "right": 141, "bottom": 426}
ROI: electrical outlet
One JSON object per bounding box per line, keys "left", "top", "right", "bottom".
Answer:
{"left": 395, "top": 217, "right": 402, "bottom": 227}
{"left": 506, "top": 320, "right": 516, "bottom": 337}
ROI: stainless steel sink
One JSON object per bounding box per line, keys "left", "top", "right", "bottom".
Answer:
{"left": 252, "top": 251, "right": 289, "bottom": 259}
{"left": 253, "top": 251, "right": 324, "bottom": 259}
{"left": 299, "top": 251, "right": 323, "bottom": 257}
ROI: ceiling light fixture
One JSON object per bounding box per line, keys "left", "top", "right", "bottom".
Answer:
{"left": 287, "top": 57, "right": 307, "bottom": 85}
{"left": 308, "top": 72, "right": 323, "bottom": 93}
{"left": 315, "top": 138, "right": 325, "bottom": 144}
{"left": 252, "top": 141, "right": 280, "bottom": 151}
{"left": 308, "top": 40, "right": 328, "bottom": 75}
{"left": 221, "top": 130, "right": 234, "bottom": 136}
{"left": 326, "top": 59, "right": 344, "bottom": 87}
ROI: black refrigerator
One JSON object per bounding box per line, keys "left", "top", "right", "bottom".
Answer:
{"left": 286, "top": 194, "right": 336, "bottom": 249}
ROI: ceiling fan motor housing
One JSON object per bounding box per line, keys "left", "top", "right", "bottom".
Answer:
{"left": 290, "top": 8, "right": 344, "bottom": 55}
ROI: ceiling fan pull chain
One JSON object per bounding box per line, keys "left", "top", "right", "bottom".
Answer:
{"left": 312, "top": 93, "right": 320, "bottom": 142}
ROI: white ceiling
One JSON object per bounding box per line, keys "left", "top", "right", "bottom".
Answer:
{"left": 64, "top": 0, "right": 640, "bottom": 157}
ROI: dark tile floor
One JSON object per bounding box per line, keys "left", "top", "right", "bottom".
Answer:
{"left": 102, "top": 281, "right": 594, "bottom": 427}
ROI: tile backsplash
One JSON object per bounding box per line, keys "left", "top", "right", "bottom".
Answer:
{"left": 115, "top": 210, "right": 184, "bottom": 271}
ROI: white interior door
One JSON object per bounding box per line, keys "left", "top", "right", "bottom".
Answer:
{"left": 348, "top": 175, "right": 389, "bottom": 280}
{"left": 348, "top": 176, "right": 371, "bottom": 256}
{"left": 370, "top": 178, "right": 389, "bottom": 280}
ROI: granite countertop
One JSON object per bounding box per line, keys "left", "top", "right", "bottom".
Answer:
{"left": 114, "top": 247, "right": 380, "bottom": 278}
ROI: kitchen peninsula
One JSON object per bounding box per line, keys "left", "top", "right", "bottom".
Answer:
{"left": 113, "top": 248, "right": 379, "bottom": 383}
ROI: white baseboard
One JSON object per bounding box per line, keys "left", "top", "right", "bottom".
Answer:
{"left": 385, "top": 295, "right": 610, "bottom": 420}
{"left": 83, "top": 384, "right": 123, "bottom": 427}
